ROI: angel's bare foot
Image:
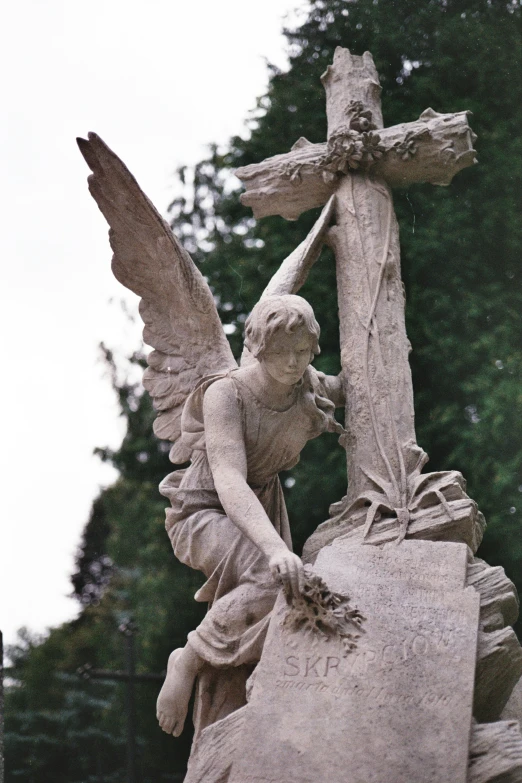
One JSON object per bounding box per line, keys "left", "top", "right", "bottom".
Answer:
{"left": 156, "top": 646, "right": 202, "bottom": 737}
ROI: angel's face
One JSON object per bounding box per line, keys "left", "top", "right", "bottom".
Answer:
{"left": 261, "top": 326, "right": 314, "bottom": 387}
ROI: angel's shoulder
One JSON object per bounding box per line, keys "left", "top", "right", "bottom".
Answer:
{"left": 203, "top": 376, "right": 241, "bottom": 417}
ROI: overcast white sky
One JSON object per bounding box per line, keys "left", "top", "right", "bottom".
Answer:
{"left": 1, "top": 0, "right": 310, "bottom": 648}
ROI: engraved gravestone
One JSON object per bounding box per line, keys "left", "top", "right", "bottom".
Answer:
{"left": 228, "top": 540, "right": 480, "bottom": 783}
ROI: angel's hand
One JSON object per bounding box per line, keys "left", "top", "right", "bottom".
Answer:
{"left": 322, "top": 371, "right": 345, "bottom": 408}
{"left": 268, "top": 548, "right": 305, "bottom": 598}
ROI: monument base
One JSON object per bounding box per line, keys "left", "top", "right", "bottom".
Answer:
{"left": 186, "top": 539, "right": 522, "bottom": 783}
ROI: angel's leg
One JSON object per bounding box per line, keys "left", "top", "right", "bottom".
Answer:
{"left": 162, "top": 505, "right": 279, "bottom": 735}
{"left": 156, "top": 644, "right": 204, "bottom": 736}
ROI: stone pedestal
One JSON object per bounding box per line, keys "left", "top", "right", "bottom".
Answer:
{"left": 184, "top": 539, "right": 522, "bottom": 783}
{"left": 229, "top": 540, "right": 479, "bottom": 783}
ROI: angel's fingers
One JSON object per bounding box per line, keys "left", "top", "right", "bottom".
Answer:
{"left": 271, "top": 561, "right": 283, "bottom": 584}
{"left": 283, "top": 560, "right": 294, "bottom": 595}
{"left": 296, "top": 562, "right": 305, "bottom": 595}
{"left": 159, "top": 713, "right": 174, "bottom": 734}
{"left": 279, "top": 560, "right": 290, "bottom": 580}
{"left": 289, "top": 561, "right": 301, "bottom": 598}
{"left": 277, "top": 560, "right": 291, "bottom": 590}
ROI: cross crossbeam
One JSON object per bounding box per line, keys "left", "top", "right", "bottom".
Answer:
{"left": 237, "top": 108, "right": 476, "bottom": 221}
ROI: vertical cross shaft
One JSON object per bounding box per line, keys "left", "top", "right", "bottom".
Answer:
{"left": 330, "top": 173, "right": 416, "bottom": 509}
{"left": 323, "top": 49, "right": 417, "bottom": 514}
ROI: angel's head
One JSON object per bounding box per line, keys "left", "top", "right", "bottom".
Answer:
{"left": 244, "top": 294, "right": 320, "bottom": 386}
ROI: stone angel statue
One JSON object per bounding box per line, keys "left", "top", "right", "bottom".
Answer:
{"left": 78, "top": 134, "right": 345, "bottom": 740}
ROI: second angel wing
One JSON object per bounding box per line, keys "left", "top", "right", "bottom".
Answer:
{"left": 240, "top": 196, "right": 335, "bottom": 366}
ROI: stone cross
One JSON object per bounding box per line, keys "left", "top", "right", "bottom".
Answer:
{"left": 236, "top": 48, "right": 477, "bottom": 547}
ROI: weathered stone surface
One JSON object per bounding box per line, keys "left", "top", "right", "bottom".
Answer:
{"left": 236, "top": 109, "right": 476, "bottom": 221}
{"left": 185, "top": 707, "right": 246, "bottom": 783}
{"left": 503, "top": 678, "right": 522, "bottom": 724}
{"left": 186, "top": 685, "right": 522, "bottom": 783}
{"left": 226, "top": 539, "right": 479, "bottom": 783}
{"left": 303, "top": 491, "right": 484, "bottom": 563}
{"left": 475, "top": 627, "right": 522, "bottom": 722}
{"left": 467, "top": 554, "right": 522, "bottom": 724}
{"left": 469, "top": 720, "right": 522, "bottom": 783}
{"left": 467, "top": 557, "right": 519, "bottom": 632}
{"left": 322, "top": 47, "right": 384, "bottom": 135}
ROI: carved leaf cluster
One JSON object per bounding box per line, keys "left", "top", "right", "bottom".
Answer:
{"left": 346, "top": 100, "right": 378, "bottom": 133}
{"left": 392, "top": 127, "right": 431, "bottom": 161}
{"left": 333, "top": 440, "right": 476, "bottom": 545}
{"left": 321, "top": 126, "right": 385, "bottom": 180}
{"left": 284, "top": 565, "right": 365, "bottom": 655}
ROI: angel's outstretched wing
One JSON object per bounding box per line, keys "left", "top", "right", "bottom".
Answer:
{"left": 77, "top": 133, "right": 237, "bottom": 463}
{"left": 240, "top": 195, "right": 335, "bottom": 365}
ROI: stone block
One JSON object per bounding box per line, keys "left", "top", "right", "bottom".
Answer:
{"left": 469, "top": 720, "right": 522, "bottom": 783}
{"left": 226, "top": 539, "right": 480, "bottom": 783}
{"left": 466, "top": 557, "right": 519, "bottom": 632}
{"left": 475, "top": 627, "right": 522, "bottom": 722}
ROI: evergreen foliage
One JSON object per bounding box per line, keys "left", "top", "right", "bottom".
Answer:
{"left": 5, "top": 1, "right": 521, "bottom": 780}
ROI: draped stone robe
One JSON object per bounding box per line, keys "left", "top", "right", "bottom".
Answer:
{"left": 159, "top": 368, "right": 338, "bottom": 734}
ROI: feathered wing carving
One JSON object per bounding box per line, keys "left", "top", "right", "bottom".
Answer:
{"left": 261, "top": 195, "right": 335, "bottom": 300}
{"left": 240, "top": 195, "right": 336, "bottom": 366}
{"left": 77, "top": 133, "right": 237, "bottom": 463}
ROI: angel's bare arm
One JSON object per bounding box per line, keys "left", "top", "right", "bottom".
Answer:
{"left": 203, "top": 378, "right": 304, "bottom": 596}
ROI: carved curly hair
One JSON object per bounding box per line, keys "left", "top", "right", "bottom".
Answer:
{"left": 243, "top": 294, "right": 320, "bottom": 359}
